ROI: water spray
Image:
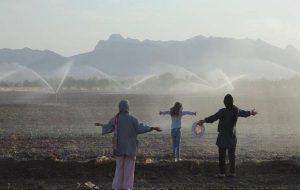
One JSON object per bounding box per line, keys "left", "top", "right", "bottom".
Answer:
{"left": 155, "top": 63, "right": 210, "bottom": 85}
{"left": 215, "top": 74, "right": 247, "bottom": 90}
{"left": 54, "top": 61, "right": 73, "bottom": 103}
{"left": 127, "top": 74, "right": 157, "bottom": 89}
{"left": 267, "top": 61, "right": 300, "bottom": 76}
{"left": 0, "top": 70, "right": 20, "bottom": 81}
{"left": 87, "top": 66, "right": 115, "bottom": 80}
{"left": 215, "top": 69, "right": 235, "bottom": 90}
{"left": 12, "top": 63, "right": 55, "bottom": 93}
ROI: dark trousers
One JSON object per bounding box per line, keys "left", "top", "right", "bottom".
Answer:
{"left": 218, "top": 147, "right": 236, "bottom": 174}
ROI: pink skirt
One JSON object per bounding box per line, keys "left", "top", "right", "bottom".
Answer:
{"left": 112, "top": 155, "right": 136, "bottom": 189}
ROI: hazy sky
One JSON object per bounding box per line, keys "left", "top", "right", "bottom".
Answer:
{"left": 1, "top": 0, "right": 300, "bottom": 56}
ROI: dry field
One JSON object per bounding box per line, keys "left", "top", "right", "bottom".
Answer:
{"left": 0, "top": 91, "right": 299, "bottom": 189}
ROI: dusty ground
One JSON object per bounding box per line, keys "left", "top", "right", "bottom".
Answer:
{"left": 0, "top": 158, "right": 299, "bottom": 190}
{"left": 0, "top": 134, "right": 299, "bottom": 190}
{"left": 0, "top": 92, "right": 299, "bottom": 189}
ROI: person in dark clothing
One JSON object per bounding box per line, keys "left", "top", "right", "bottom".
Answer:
{"left": 198, "top": 94, "right": 257, "bottom": 177}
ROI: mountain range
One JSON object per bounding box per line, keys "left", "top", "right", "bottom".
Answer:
{"left": 1, "top": 34, "right": 300, "bottom": 84}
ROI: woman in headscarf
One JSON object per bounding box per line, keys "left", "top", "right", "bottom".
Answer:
{"left": 198, "top": 94, "right": 257, "bottom": 177}
{"left": 95, "top": 100, "right": 162, "bottom": 190}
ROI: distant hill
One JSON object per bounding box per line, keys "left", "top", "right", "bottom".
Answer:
{"left": 72, "top": 34, "right": 300, "bottom": 80}
{"left": 1, "top": 34, "right": 300, "bottom": 83}
{"left": 0, "top": 48, "right": 68, "bottom": 79}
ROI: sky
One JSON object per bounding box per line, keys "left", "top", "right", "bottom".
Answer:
{"left": 1, "top": 0, "right": 300, "bottom": 57}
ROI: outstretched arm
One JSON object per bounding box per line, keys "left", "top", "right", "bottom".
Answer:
{"left": 94, "top": 123, "right": 106, "bottom": 127}
{"left": 159, "top": 111, "right": 170, "bottom": 115}
{"left": 182, "top": 111, "right": 197, "bottom": 116}
{"left": 95, "top": 118, "right": 115, "bottom": 135}
{"left": 198, "top": 109, "right": 222, "bottom": 125}
{"left": 132, "top": 117, "right": 162, "bottom": 134}
{"left": 239, "top": 109, "right": 257, "bottom": 117}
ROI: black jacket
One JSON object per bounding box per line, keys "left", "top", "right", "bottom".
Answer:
{"left": 205, "top": 106, "right": 251, "bottom": 148}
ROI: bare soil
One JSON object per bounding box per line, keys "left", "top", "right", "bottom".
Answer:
{"left": 0, "top": 135, "right": 299, "bottom": 190}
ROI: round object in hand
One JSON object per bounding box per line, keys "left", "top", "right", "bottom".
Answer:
{"left": 191, "top": 122, "right": 205, "bottom": 138}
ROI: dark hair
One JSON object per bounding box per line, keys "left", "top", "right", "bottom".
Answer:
{"left": 224, "top": 94, "right": 234, "bottom": 110}
{"left": 224, "top": 94, "right": 238, "bottom": 125}
{"left": 170, "top": 102, "right": 182, "bottom": 117}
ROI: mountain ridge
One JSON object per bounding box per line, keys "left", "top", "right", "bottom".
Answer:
{"left": 1, "top": 34, "right": 300, "bottom": 81}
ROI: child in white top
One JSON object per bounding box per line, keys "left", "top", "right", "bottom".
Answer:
{"left": 160, "top": 102, "right": 196, "bottom": 161}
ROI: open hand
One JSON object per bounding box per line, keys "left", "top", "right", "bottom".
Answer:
{"left": 197, "top": 120, "right": 205, "bottom": 126}
{"left": 251, "top": 109, "right": 258, "bottom": 116}
{"left": 152, "top": 127, "right": 163, "bottom": 132}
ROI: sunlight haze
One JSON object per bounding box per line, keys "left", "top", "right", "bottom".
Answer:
{"left": 1, "top": 0, "right": 300, "bottom": 56}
